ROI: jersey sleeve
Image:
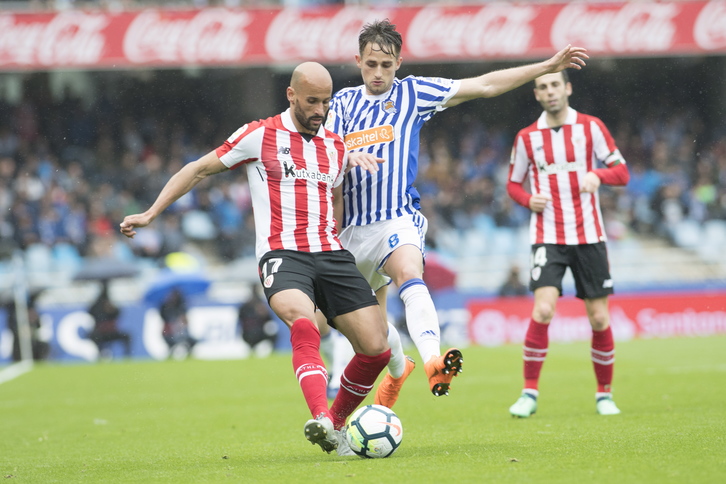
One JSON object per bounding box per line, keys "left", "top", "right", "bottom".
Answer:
{"left": 215, "top": 122, "right": 263, "bottom": 169}
{"left": 333, "top": 149, "right": 348, "bottom": 188}
{"left": 507, "top": 134, "right": 533, "bottom": 207}
{"left": 508, "top": 133, "right": 531, "bottom": 184}
{"left": 589, "top": 117, "right": 630, "bottom": 186}
{"left": 590, "top": 117, "right": 626, "bottom": 168}
{"left": 410, "top": 76, "right": 461, "bottom": 121}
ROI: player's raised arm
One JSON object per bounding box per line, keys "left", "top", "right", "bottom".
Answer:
{"left": 445, "top": 45, "right": 589, "bottom": 107}
{"left": 120, "top": 151, "right": 228, "bottom": 238}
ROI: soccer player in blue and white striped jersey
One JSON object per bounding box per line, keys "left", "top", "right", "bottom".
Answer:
{"left": 325, "top": 19, "right": 589, "bottom": 405}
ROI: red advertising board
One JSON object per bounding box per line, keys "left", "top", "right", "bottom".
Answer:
{"left": 0, "top": 1, "right": 725, "bottom": 70}
{"left": 467, "top": 292, "right": 726, "bottom": 346}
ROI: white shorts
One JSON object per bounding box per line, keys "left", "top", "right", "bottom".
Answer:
{"left": 339, "top": 212, "right": 428, "bottom": 291}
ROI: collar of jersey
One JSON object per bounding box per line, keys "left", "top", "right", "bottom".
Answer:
{"left": 360, "top": 79, "right": 397, "bottom": 102}
{"left": 537, "top": 106, "right": 578, "bottom": 129}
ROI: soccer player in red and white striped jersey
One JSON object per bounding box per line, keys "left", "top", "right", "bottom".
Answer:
{"left": 507, "top": 70, "right": 630, "bottom": 418}
{"left": 120, "top": 62, "right": 390, "bottom": 456}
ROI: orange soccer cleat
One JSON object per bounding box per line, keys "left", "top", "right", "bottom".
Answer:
{"left": 424, "top": 348, "right": 463, "bottom": 397}
{"left": 373, "top": 356, "right": 416, "bottom": 409}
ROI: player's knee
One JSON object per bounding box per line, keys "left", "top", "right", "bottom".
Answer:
{"left": 532, "top": 301, "right": 555, "bottom": 323}
{"left": 589, "top": 314, "right": 609, "bottom": 331}
{"left": 358, "top": 331, "right": 390, "bottom": 356}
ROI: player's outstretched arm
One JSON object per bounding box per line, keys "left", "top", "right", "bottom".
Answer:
{"left": 120, "top": 151, "right": 228, "bottom": 238}
{"left": 445, "top": 45, "right": 589, "bottom": 107}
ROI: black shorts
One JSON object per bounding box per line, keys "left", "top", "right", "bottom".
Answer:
{"left": 529, "top": 242, "right": 614, "bottom": 300}
{"left": 258, "top": 249, "right": 378, "bottom": 321}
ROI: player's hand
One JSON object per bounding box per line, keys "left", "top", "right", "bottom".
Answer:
{"left": 347, "top": 151, "right": 385, "bottom": 175}
{"left": 119, "top": 213, "right": 153, "bottom": 238}
{"left": 529, "top": 193, "right": 551, "bottom": 213}
{"left": 580, "top": 171, "right": 601, "bottom": 193}
{"left": 547, "top": 45, "right": 589, "bottom": 73}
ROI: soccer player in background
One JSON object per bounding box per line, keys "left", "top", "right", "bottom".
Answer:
{"left": 506, "top": 70, "right": 630, "bottom": 417}
{"left": 324, "top": 19, "right": 589, "bottom": 406}
{"left": 120, "top": 62, "right": 390, "bottom": 455}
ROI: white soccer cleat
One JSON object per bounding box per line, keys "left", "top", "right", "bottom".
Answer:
{"left": 304, "top": 414, "right": 338, "bottom": 453}
{"left": 596, "top": 395, "right": 621, "bottom": 415}
{"left": 509, "top": 392, "right": 538, "bottom": 418}
{"left": 335, "top": 428, "right": 356, "bottom": 457}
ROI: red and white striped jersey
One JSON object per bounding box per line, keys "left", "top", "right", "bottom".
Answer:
{"left": 509, "top": 107, "right": 626, "bottom": 245}
{"left": 216, "top": 109, "right": 348, "bottom": 261}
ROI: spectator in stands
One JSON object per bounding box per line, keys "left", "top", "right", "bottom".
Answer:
{"left": 506, "top": 70, "right": 629, "bottom": 418}
{"left": 87, "top": 282, "right": 132, "bottom": 359}
{"left": 0, "top": 56, "right": 723, "bottom": 281}
{"left": 498, "top": 264, "right": 527, "bottom": 297}
{"left": 159, "top": 288, "right": 197, "bottom": 359}
{"left": 238, "top": 285, "right": 277, "bottom": 357}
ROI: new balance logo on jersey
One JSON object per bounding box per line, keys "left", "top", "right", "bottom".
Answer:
{"left": 278, "top": 146, "right": 290, "bottom": 155}
{"left": 282, "top": 161, "right": 334, "bottom": 183}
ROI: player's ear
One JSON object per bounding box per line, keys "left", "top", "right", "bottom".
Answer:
{"left": 287, "top": 86, "right": 295, "bottom": 103}
{"left": 355, "top": 54, "right": 362, "bottom": 68}
{"left": 395, "top": 56, "right": 403, "bottom": 70}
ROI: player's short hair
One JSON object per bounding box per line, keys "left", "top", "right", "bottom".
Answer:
{"left": 534, "top": 70, "right": 570, "bottom": 87}
{"left": 359, "top": 19, "right": 402, "bottom": 57}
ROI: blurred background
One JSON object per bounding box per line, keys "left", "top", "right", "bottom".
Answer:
{"left": 0, "top": 0, "right": 725, "bottom": 366}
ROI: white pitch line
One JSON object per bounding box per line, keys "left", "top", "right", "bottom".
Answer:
{"left": 0, "top": 360, "right": 33, "bottom": 385}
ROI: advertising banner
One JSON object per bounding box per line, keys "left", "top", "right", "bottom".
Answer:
{"left": 468, "top": 292, "right": 726, "bottom": 346}
{"left": 1, "top": 1, "right": 725, "bottom": 70}
{"left": 2, "top": 290, "right": 723, "bottom": 364}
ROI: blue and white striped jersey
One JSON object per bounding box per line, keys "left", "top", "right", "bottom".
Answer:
{"left": 327, "top": 75, "right": 460, "bottom": 228}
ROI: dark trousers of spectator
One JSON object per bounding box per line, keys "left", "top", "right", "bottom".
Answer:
{"left": 90, "top": 330, "right": 132, "bottom": 357}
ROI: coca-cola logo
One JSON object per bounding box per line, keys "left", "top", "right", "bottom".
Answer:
{"left": 0, "top": 13, "right": 108, "bottom": 66}
{"left": 123, "top": 9, "right": 251, "bottom": 64}
{"left": 265, "top": 8, "right": 385, "bottom": 62}
{"left": 551, "top": 3, "right": 678, "bottom": 53}
{"left": 407, "top": 5, "right": 535, "bottom": 59}
{"left": 694, "top": 1, "right": 726, "bottom": 50}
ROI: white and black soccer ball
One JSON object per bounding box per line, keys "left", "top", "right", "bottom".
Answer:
{"left": 345, "top": 404, "right": 403, "bottom": 458}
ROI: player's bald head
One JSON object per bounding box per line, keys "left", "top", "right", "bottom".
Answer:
{"left": 287, "top": 62, "right": 333, "bottom": 135}
{"left": 290, "top": 62, "right": 332, "bottom": 94}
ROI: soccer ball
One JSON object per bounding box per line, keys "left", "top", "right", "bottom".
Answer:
{"left": 345, "top": 404, "right": 403, "bottom": 458}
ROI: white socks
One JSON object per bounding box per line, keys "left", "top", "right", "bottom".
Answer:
{"left": 385, "top": 321, "right": 407, "bottom": 378}
{"left": 399, "top": 278, "right": 440, "bottom": 364}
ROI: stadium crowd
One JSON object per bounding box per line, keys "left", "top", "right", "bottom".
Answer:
{"left": 0, "top": 63, "right": 725, "bottom": 274}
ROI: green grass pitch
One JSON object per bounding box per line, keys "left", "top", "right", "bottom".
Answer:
{"left": 1, "top": 336, "right": 725, "bottom": 483}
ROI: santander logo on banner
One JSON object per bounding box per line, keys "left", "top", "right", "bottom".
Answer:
{"left": 265, "top": 8, "right": 383, "bottom": 62}
{"left": 694, "top": 1, "right": 726, "bottom": 50}
{"left": 551, "top": 3, "right": 678, "bottom": 53}
{"left": 123, "top": 9, "right": 251, "bottom": 64}
{"left": 0, "top": 12, "right": 108, "bottom": 66}
{"left": 407, "top": 5, "right": 535, "bottom": 59}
